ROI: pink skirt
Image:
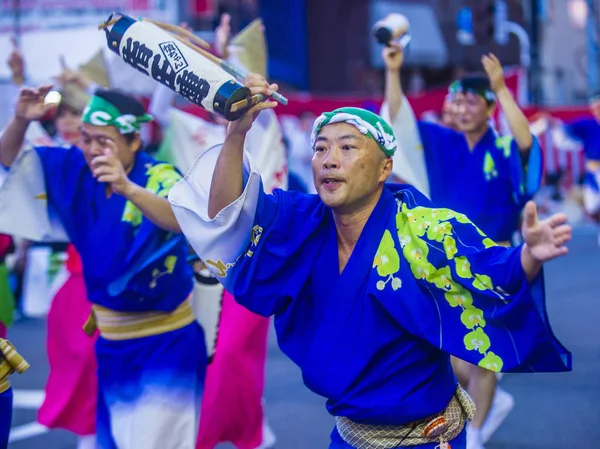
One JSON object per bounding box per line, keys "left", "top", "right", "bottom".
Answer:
{"left": 196, "top": 291, "right": 270, "bottom": 449}
{"left": 37, "top": 272, "right": 97, "bottom": 435}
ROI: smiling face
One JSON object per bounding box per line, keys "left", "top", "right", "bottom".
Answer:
{"left": 454, "top": 92, "right": 494, "bottom": 133}
{"left": 311, "top": 122, "right": 393, "bottom": 213}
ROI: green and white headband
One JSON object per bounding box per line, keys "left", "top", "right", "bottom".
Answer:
{"left": 448, "top": 79, "right": 496, "bottom": 103}
{"left": 310, "top": 107, "right": 397, "bottom": 157}
{"left": 82, "top": 95, "right": 153, "bottom": 134}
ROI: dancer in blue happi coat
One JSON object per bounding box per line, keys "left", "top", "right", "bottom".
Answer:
{"left": 381, "top": 46, "right": 544, "bottom": 447}
{"left": 169, "top": 74, "right": 572, "bottom": 449}
{"left": 0, "top": 85, "right": 206, "bottom": 448}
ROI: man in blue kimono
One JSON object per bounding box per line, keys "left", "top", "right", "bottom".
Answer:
{"left": 0, "top": 85, "right": 206, "bottom": 448}
{"left": 381, "top": 46, "right": 543, "bottom": 448}
{"left": 169, "top": 74, "right": 572, "bottom": 449}
{"left": 550, "top": 91, "right": 600, "bottom": 246}
{"left": 382, "top": 49, "right": 541, "bottom": 246}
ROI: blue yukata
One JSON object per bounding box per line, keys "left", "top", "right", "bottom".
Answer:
{"left": 0, "top": 387, "right": 12, "bottom": 447}
{"left": 416, "top": 123, "right": 542, "bottom": 244}
{"left": 564, "top": 118, "right": 600, "bottom": 162}
{"left": 563, "top": 118, "right": 600, "bottom": 215}
{"left": 169, "top": 145, "right": 571, "bottom": 449}
{"left": 32, "top": 145, "right": 206, "bottom": 449}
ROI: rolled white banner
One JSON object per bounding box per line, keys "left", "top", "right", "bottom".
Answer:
{"left": 103, "top": 14, "right": 253, "bottom": 120}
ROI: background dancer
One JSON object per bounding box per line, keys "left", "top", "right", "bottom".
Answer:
{"left": 0, "top": 85, "right": 206, "bottom": 449}
{"left": 170, "top": 72, "right": 571, "bottom": 449}
{"left": 381, "top": 44, "right": 542, "bottom": 449}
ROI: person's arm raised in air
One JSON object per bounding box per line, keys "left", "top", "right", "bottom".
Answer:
{"left": 207, "top": 73, "right": 279, "bottom": 219}
{"left": 0, "top": 84, "right": 53, "bottom": 167}
{"left": 382, "top": 43, "right": 404, "bottom": 124}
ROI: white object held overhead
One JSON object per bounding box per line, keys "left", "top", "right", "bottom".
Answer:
{"left": 373, "top": 13, "right": 411, "bottom": 49}
{"left": 102, "top": 14, "right": 255, "bottom": 120}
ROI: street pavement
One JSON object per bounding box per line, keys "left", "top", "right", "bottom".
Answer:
{"left": 6, "top": 230, "right": 600, "bottom": 449}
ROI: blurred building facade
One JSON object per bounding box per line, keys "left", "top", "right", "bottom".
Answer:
{"left": 256, "top": 0, "right": 529, "bottom": 94}
{"left": 538, "top": 0, "right": 599, "bottom": 105}
{"left": 0, "top": 0, "right": 598, "bottom": 105}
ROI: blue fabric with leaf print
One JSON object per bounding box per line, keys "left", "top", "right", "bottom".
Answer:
{"left": 34, "top": 146, "right": 193, "bottom": 312}
{"left": 416, "top": 124, "right": 542, "bottom": 242}
{"left": 227, "top": 183, "right": 571, "bottom": 428}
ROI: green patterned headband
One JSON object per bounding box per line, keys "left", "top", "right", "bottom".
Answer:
{"left": 82, "top": 95, "right": 153, "bottom": 134}
{"left": 311, "top": 107, "right": 397, "bottom": 157}
{"left": 448, "top": 80, "right": 496, "bottom": 103}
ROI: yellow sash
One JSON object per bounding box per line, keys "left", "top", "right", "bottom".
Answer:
{"left": 83, "top": 296, "right": 195, "bottom": 341}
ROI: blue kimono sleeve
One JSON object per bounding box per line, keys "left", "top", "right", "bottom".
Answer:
{"left": 35, "top": 145, "right": 81, "bottom": 177}
{"left": 563, "top": 120, "right": 587, "bottom": 142}
{"left": 496, "top": 135, "right": 542, "bottom": 207}
{"left": 393, "top": 187, "right": 572, "bottom": 373}
{"left": 169, "top": 145, "right": 323, "bottom": 317}
{"left": 565, "top": 119, "right": 600, "bottom": 160}
{"left": 34, "top": 145, "right": 86, "bottom": 209}
{"left": 230, "top": 188, "right": 326, "bottom": 317}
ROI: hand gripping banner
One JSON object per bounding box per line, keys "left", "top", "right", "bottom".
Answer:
{"left": 100, "top": 13, "right": 283, "bottom": 120}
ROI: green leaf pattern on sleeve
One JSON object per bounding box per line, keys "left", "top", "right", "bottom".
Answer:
{"left": 394, "top": 198, "right": 505, "bottom": 372}
{"left": 373, "top": 230, "right": 402, "bottom": 291}
{"left": 495, "top": 135, "right": 513, "bottom": 159}
{"left": 483, "top": 151, "right": 498, "bottom": 181}
{"left": 122, "top": 163, "right": 182, "bottom": 227}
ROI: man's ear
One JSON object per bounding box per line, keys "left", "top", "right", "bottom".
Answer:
{"left": 381, "top": 156, "right": 393, "bottom": 183}
{"left": 130, "top": 131, "right": 143, "bottom": 153}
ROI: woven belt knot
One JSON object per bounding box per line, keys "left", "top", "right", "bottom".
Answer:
{"left": 0, "top": 338, "right": 30, "bottom": 394}
{"left": 335, "top": 386, "right": 475, "bottom": 448}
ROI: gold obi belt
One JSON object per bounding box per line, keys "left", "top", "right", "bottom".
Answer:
{"left": 335, "top": 386, "right": 476, "bottom": 448}
{"left": 0, "top": 339, "right": 30, "bottom": 394}
{"left": 83, "top": 296, "right": 195, "bottom": 341}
